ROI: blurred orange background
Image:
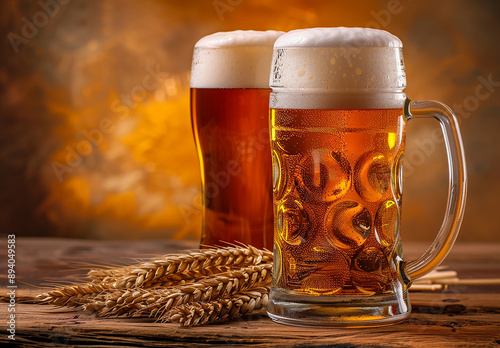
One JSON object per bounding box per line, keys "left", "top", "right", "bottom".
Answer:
{"left": 0, "top": 0, "right": 499, "bottom": 243}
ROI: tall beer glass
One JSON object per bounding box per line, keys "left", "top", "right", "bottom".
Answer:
{"left": 190, "top": 30, "right": 283, "bottom": 249}
{"left": 266, "top": 27, "right": 467, "bottom": 326}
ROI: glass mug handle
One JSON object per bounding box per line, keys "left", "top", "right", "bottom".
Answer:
{"left": 401, "top": 98, "right": 468, "bottom": 283}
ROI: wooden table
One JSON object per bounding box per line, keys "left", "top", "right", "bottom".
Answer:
{"left": 1, "top": 238, "right": 499, "bottom": 347}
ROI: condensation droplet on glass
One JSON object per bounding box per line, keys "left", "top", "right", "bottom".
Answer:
{"left": 325, "top": 201, "right": 371, "bottom": 250}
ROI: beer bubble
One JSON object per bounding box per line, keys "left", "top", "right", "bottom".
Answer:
{"left": 351, "top": 246, "right": 391, "bottom": 295}
{"left": 272, "top": 109, "right": 311, "bottom": 155}
{"left": 276, "top": 196, "right": 312, "bottom": 246}
{"left": 298, "top": 251, "right": 349, "bottom": 295}
{"left": 374, "top": 200, "right": 399, "bottom": 248}
{"left": 275, "top": 130, "right": 318, "bottom": 155}
{"left": 374, "top": 132, "right": 391, "bottom": 151}
{"left": 296, "top": 149, "right": 351, "bottom": 203}
{"left": 354, "top": 151, "right": 391, "bottom": 202}
{"left": 325, "top": 201, "right": 371, "bottom": 250}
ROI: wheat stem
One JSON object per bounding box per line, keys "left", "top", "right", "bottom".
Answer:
{"left": 88, "top": 245, "right": 272, "bottom": 288}
{"left": 85, "top": 263, "right": 272, "bottom": 318}
{"left": 165, "top": 286, "right": 270, "bottom": 326}
{"left": 36, "top": 283, "right": 108, "bottom": 306}
{"left": 122, "top": 245, "right": 272, "bottom": 288}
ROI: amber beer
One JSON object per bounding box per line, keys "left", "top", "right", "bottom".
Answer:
{"left": 190, "top": 31, "right": 283, "bottom": 249}
{"left": 271, "top": 107, "right": 405, "bottom": 296}
{"left": 191, "top": 88, "right": 274, "bottom": 248}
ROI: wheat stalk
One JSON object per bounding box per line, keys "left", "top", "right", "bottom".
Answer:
{"left": 88, "top": 266, "right": 135, "bottom": 284}
{"left": 37, "top": 265, "right": 237, "bottom": 307}
{"left": 120, "top": 245, "right": 272, "bottom": 288}
{"left": 84, "top": 263, "right": 272, "bottom": 318}
{"left": 36, "top": 245, "right": 274, "bottom": 326}
{"left": 36, "top": 283, "right": 109, "bottom": 306}
{"left": 165, "top": 286, "right": 270, "bottom": 326}
{"left": 37, "top": 244, "right": 272, "bottom": 307}
{"left": 117, "top": 265, "right": 233, "bottom": 289}
{"left": 88, "top": 245, "right": 272, "bottom": 288}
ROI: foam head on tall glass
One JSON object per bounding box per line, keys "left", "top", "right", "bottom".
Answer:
{"left": 267, "top": 27, "right": 467, "bottom": 327}
{"left": 190, "top": 30, "right": 284, "bottom": 249}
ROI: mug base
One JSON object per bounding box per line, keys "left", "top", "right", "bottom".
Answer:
{"left": 267, "top": 288, "right": 411, "bottom": 327}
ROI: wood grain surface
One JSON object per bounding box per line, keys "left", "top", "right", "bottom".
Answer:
{"left": 1, "top": 238, "right": 499, "bottom": 347}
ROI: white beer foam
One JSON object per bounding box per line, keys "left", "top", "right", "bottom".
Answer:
{"left": 270, "top": 27, "right": 406, "bottom": 109}
{"left": 195, "top": 30, "right": 284, "bottom": 48}
{"left": 274, "top": 27, "right": 402, "bottom": 48}
{"left": 191, "top": 30, "right": 284, "bottom": 89}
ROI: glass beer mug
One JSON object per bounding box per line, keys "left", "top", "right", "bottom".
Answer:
{"left": 190, "top": 30, "right": 283, "bottom": 249}
{"left": 266, "top": 28, "right": 467, "bottom": 326}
